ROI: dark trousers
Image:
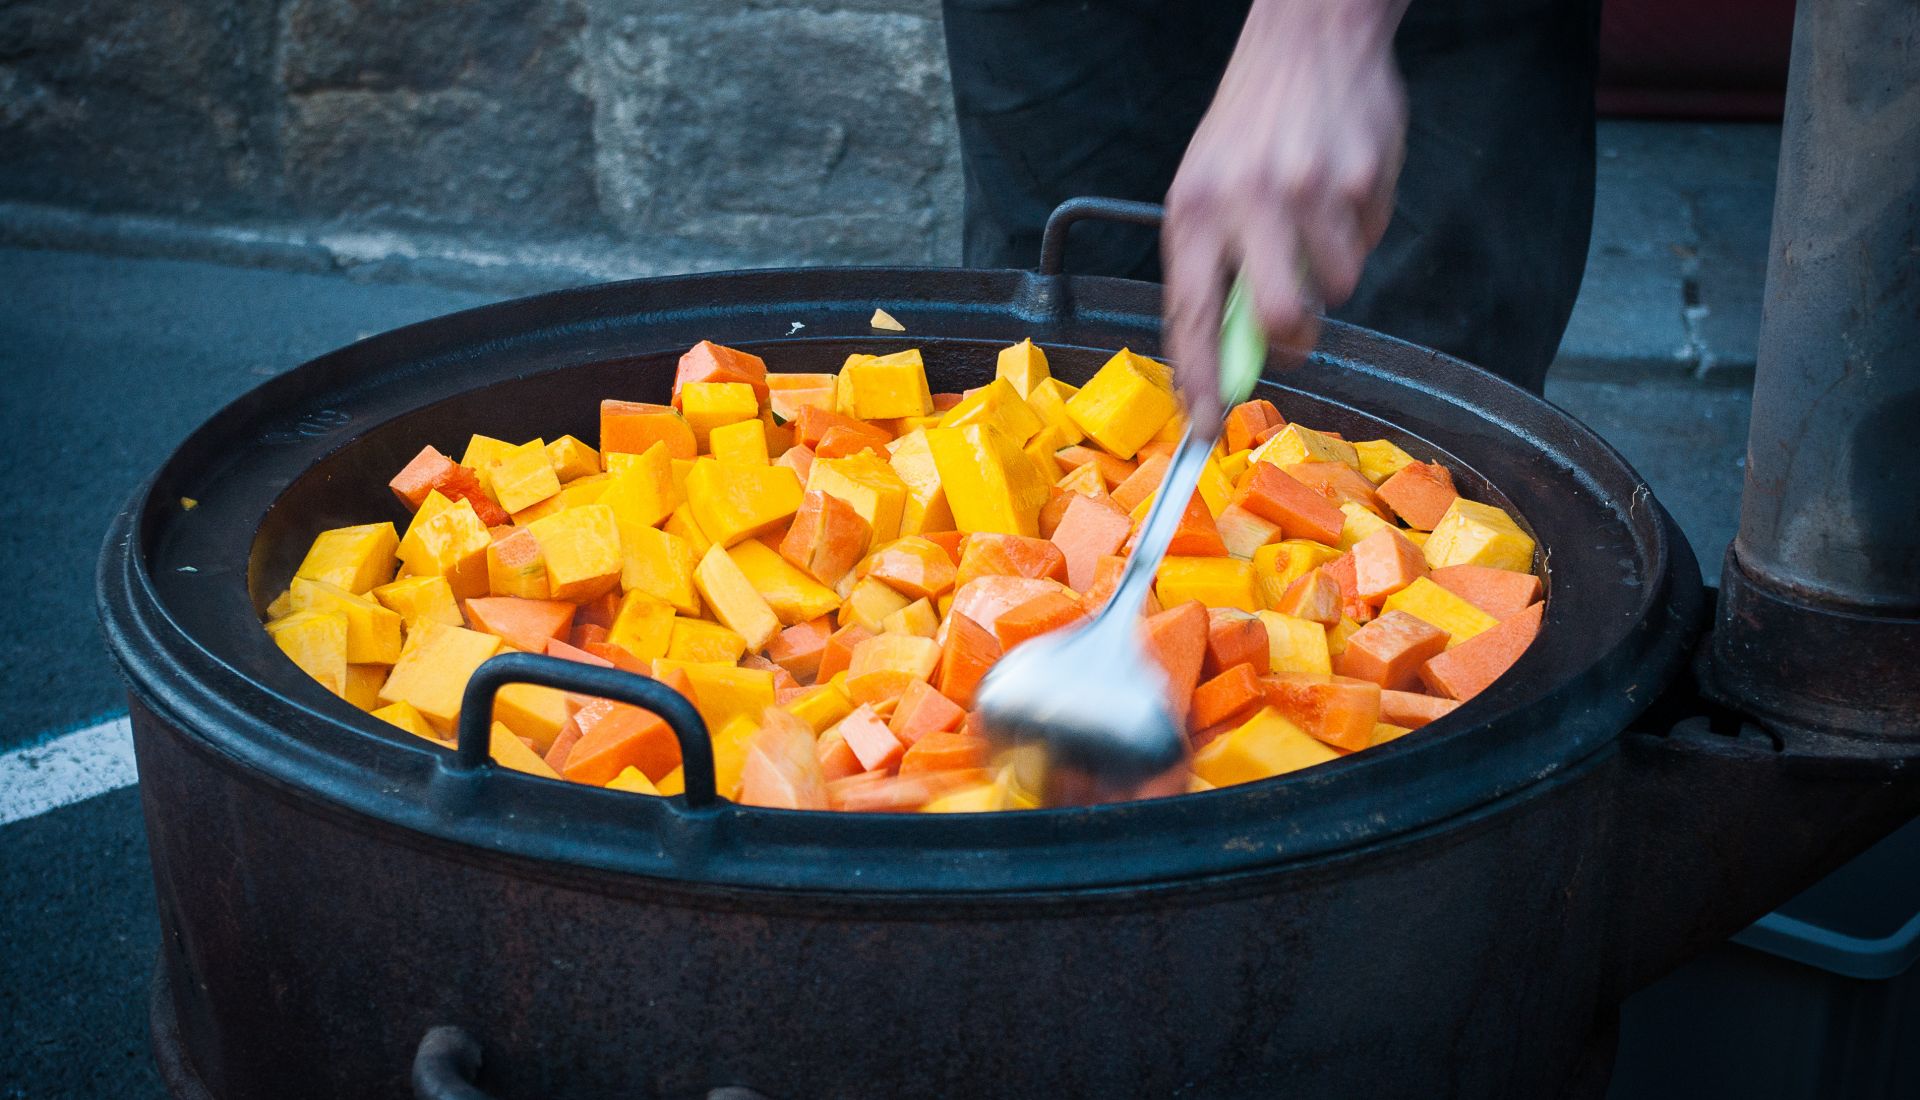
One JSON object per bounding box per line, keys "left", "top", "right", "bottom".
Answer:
{"left": 940, "top": 0, "right": 1603, "bottom": 392}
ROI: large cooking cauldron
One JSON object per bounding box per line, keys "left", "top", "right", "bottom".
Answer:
{"left": 100, "top": 202, "right": 1920, "bottom": 1099}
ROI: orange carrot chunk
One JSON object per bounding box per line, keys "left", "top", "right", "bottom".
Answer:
{"left": 1419, "top": 602, "right": 1545, "bottom": 701}
{"left": 1334, "top": 610, "right": 1450, "bottom": 690}
{"left": 601, "top": 399, "right": 696, "bottom": 460}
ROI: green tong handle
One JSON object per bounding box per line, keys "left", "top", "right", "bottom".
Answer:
{"left": 1218, "top": 273, "right": 1266, "bottom": 408}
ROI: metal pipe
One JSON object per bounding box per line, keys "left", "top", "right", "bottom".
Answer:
{"left": 1735, "top": 0, "right": 1920, "bottom": 611}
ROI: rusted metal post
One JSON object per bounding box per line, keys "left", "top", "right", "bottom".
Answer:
{"left": 1710, "top": 0, "right": 1920, "bottom": 736}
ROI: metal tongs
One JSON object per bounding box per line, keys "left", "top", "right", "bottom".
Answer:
{"left": 977, "top": 277, "right": 1268, "bottom": 805}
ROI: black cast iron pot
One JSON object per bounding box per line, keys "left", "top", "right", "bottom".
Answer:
{"left": 99, "top": 201, "right": 1920, "bottom": 1099}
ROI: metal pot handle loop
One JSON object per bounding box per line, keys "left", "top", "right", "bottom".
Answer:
{"left": 452, "top": 651, "right": 717, "bottom": 809}
{"left": 1037, "top": 196, "right": 1165, "bottom": 277}
{"left": 413, "top": 1026, "right": 491, "bottom": 1100}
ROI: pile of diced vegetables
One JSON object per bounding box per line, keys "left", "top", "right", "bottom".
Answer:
{"left": 263, "top": 338, "right": 1542, "bottom": 812}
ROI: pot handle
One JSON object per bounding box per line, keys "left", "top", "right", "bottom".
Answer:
{"left": 414, "top": 1026, "right": 489, "bottom": 1100}
{"left": 1038, "top": 196, "right": 1164, "bottom": 277}
{"left": 451, "top": 651, "right": 717, "bottom": 809}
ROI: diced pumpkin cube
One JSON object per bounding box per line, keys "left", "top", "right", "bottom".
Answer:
{"left": 692, "top": 545, "right": 781, "bottom": 651}
{"left": 1025, "top": 377, "right": 1084, "bottom": 446}
{"left": 1354, "top": 438, "right": 1417, "bottom": 485}
{"left": 1050, "top": 491, "right": 1131, "bottom": 592}
{"left": 620, "top": 525, "right": 700, "bottom": 616}
{"left": 1249, "top": 423, "right": 1359, "bottom": 471}
{"left": 936, "top": 611, "right": 1002, "bottom": 708}
{"left": 458, "top": 435, "right": 516, "bottom": 501}
{"left": 1234, "top": 463, "right": 1345, "bottom": 546}
{"left": 865, "top": 536, "right": 958, "bottom": 600}
{"left": 376, "top": 621, "right": 503, "bottom": 730}
{"left": 885, "top": 429, "right": 956, "bottom": 537}
{"left": 664, "top": 503, "right": 713, "bottom": 558}
{"left": 938, "top": 377, "right": 1043, "bottom": 445}
{"left": 1428, "top": 563, "right": 1542, "bottom": 620}
{"left": 786, "top": 678, "right": 855, "bottom": 733}
{"left": 1350, "top": 527, "right": 1429, "bottom": 602}
{"left": 1333, "top": 610, "right": 1449, "bottom": 690}
{"left": 601, "top": 440, "right": 682, "bottom": 532}
{"left": 845, "top": 633, "right": 942, "bottom": 706}
{"left": 267, "top": 609, "right": 350, "bottom": 697}
{"left": 489, "top": 721, "right": 561, "bottom": 779}
{"left": 1255, "top": 610, "right": 1333, "bottom": 676}
{"left": 288, "top": 578, "right": 403, "bottom": 664}
{"left": 666, "top": 618, "right": 748, "bottom": 664}
{"left": 372, "top": 575, "right": 463, "bottom": 630}
{"left": 767, "top": 372, "right": 838, "bottom": 422}
{"left": 372, "top": 700, "right": 442, "bottom": 743}
{"left": 779, "top": 489, "right": 873, "bottom": 587}
{"left": 955, "top": 533, "right": 1068, "bottom": 589}
{"left": 485, "top": 527, "right": 549, "bottom": 600}
{"left": 685, "top": 458, "right": 803, "bottom": 548}
{"left": 738, "top": 709, "right": 830, "bottom": 809}
{"left": 1065, "top": 348, "right": 1179, "bottom": 459}
{"left": 1156, "top": 557, "right": 1259, "bottom": 612}
{"left": 397, "top": 494, "right": 491, "bottom": 598}
{"left": 493, "top": 683, "right": 575, "bottom": 752}
{"left": 525, "top": 504, "right": 622, "bottom": 603}
{"left": 881, "top": 597, "right": 941, "bottom": 638}
{"left": 995, "top": 338, "right": 1050, "bottom": 397}
{"left": 835, "top": 704, "right": 907, "bottom": 772}
{"left": 296, "top": 521, "right": 399, "bottom": 595}
{"left": 1380, "top": 689, "right": 1461, "bottom": 729}
{"left": 1262, "top": 672, "right": 1381, "bottom": 751}
{"left": 838, "top": 349, "right": 933, "bottom": 419}
{"left": 925, "top": 424, "right": 1049, "bottom": 536}
{"left": 601, "top": 400, "right": 696, "bottom": 460}
{"left": 680, "top": 381, "right": 760, "bottom": 451}
{"left": 607, "top": 766, "right": 662, "bottom": 796}
{"left": 489, "top": 439, "right": 561, "bottom": 515}
{"left": 1375, "top": 461, "right": 1458, "bottom": 531}
{"left": 1190, "top": 707, "right": 1339, "bottom": 786}
{"left": 1252, "top": 540, "right": 1342, "bottom": 606}
{"left": 546, "top": 435, "right": 601, "bottom": 481}
{"left": 654, "top": 661, "right": 777, "bottom": 733}
{"left": 603, "top": 590, "right": 674, "bottom": 662}
{"left": 841, "top": 574, "right": 914, "bottom": 634}
{"left": 728, "top": 539, "right": 842, "bottom": 625}
{"left": 709, "top": 418, "right": 771, "bottom": 465}
{"left": 1422, "top": 498, "right": 1536, "bottom": 573}
{"left": 1335, "top": 500, "right": 1393, "bottom": 551}
{"left": 1224, "top": 400, "right": 1286, "bottom": 453}
{"left": 807, "top": 453, "right": 910, "bottom": 544}
{"left": 465, "top": 596, "right": 574, "bottom": 653}
{"left": 1380, "top": 576, "right": 1499, "bottom": 647}
{"left": 1140, "top": 600, "right": 1209, "bottom": 728}
{"left": 889, "top": 679, "right": 968, "bottom": 745}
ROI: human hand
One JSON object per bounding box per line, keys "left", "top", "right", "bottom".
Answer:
{"left": 1163, "top": 0, "right": 1409, "bottom": 424}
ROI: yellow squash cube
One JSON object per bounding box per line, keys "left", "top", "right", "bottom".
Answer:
{"left": 680, "top": 381, "right": 760, "bottom": 451}
{"left": 493, "top": 684, "right": 574, "bottom": 751}
{"left": 1354, "top": 439, "right": 1417, "bottom": 484}
{"left": 1064, "top": 348, "right": 1179, "bottom": 459}
{"left": 607, "top": 766, "right": 662, "bottom": 795}
{"left": 372, "top": 575, "right": 463, "bottom": 630}
{"left": 707, "top": 714, "right": 762, "bottom": 800}
{"left": 885, "top": 429, "right": 956, "bottom": 536}
{"left": 1336, "top": 500, "right": 1392, "bottom": 551}
{"left": 607, "top": 591, "right": 676, "bottom": 662}
{"left": 1253, "top": 541, "right": 1343, "bottom": 606}
{"left": 709, "top": 418, "right": 771, "bottom": 465}
{"left": 620, "top": 525, "right": 700, "bottom": 615}
{"left": 546, "top": 435, "right": 602, "bottom": 481}
{"left": 1249, "top": 424, "right": 1360, "bottom": 472}
{"left": 692, "top": 544, "right": 781, "bottom": 651}
{"left": 654, "top": 662, "right": 777, "bottom": 735}
{"left": 807, "top": 453, "right": 910, "bottom": 543}
{"left": 881, "top": 597, "right": 940, "bottom": 638}
{"left": 1024, "top": 377, "right": 1084, "bottom": 446}
{"left": 687, "top": 458, "right": 804, "bottom": 548}
{"left": 1380, "top": 576, "right": 1499, "bottom": 648}
{"left": 289, "top": 577, "right": 403, "bottom": 665}
{"left": 525, "top": 504, "right": 622, "bottom": 603}
{"left": 664, "top": 503, "right": 714, "bottom": 558}
{"left": 489, "top": 438, "right": 561, "bottom": 515}
{"left": 995, "top": 338, "right": 1051, "bottom": 397}
{"left": 377, "top": 621, "right": 503, "bottom": 730}
{"left": 295, "top": 522, "right": 399, "bottom": 595}
{"left": 341, "top": 664, "right": 383, "bottom": 711}
{"left": 924, "top": 424, "right": 1050, "bottom": 536}
{"left": 601, "top": 440, "right": 682, "bottom": 532}
{"left": 838, "top": 349, "right": 934, "bottom": 419}
{"left": 397, "top": 494, "right": 490, "bottom": 598}
{"left": 938, "top": 378, "right": 1043, "bottom": 445}
{"left": 1155, "top": 557, "right": 1260, "bottom": 612}
{"left": 767, "top": 372, "right": 838, "bottom": 423}
{"left": 728, "top": 539, "right": 841, "bottom": 625}
{"left": 785, "top": 681, "right": 854, "bottom": 733}
{"left": 1422, "top": 499, "right": 1537, "bottom": 573}
{"left": 371, "top": 700, "right": 443, "bottom": 744}
{"left": 489, "top": 721, "right": 560, "bottom": 779}
{"left": 1196, "top": 457, "right": 1236, "bottom": 518}
{"left": 1022, "top": 425, "right": 1073, "bottom": 483}
{"left": 266, "top": 609, "right": 349, "bottom": 697}
{"left": 1255, "top": 610, "right": 1333, "bottom": 675}
{"left": 459, "top": 434, "right": 516, "bottom": 501}
{"left": 667, "top": 618, "right": 748, "bottom": 664}
{"left": 840, "top": 575, "right": 913, "bottom": 634}
{"left": 1191, "top": 707, "right": 1340, "bottom": 787}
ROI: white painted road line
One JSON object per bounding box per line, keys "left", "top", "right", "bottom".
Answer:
{"left": 0, "top": 716, "right": 137, "bottom": 826}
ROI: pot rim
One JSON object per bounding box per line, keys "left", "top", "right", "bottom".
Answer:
{"left": 98, "top": 263, "right": 1702, "bottom": 894}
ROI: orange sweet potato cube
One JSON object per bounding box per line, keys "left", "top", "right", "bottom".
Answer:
{"left": 1379, "top": 689, "right": 1460, "bottom": 729}
{"left": 1334, "top": 610, "right": 1450, "bottom": 690}
{"left": 1191, "top": 663, "right": 1266, "bottom": 732}
{"left": 601, "top": 400, "right": 696, "bottom": 460}
{"left": 1375, "top": 461, "right": 1459, "bottom": 530}
{"left": 836, "top": 704, "right": 906, "bottom": 773}
{"left": 936, "top": 611, "right": 1002, "bottom": 708}
{"left": 1140, "top": 600, "right": 1209, "bottom": 728}
{"left": 994, "top": 591, "right": 1087, "bottom": 651}
{"left": 1262, "top": 673, "right": 1381, "bottom": 752}
{"left": 1204, "top": 608, "right": 1270, "bottom": 677}
{"left": 1350, "top": 526, "right": 1429, "bottom": 603}
{"left": 1428, "top": 564, "right": 1542, "bottom": 620}
{"left": 1276, "top": 568, "right": 1342, "bottom": 626}
{"left": 845, "top": 633, "right": 943, "bottom": 707}
{"left": 561, "top": 698, "right": 681, "bottom": 786}
{"left": 888, "top": 680, "right": 968, "bottom": 746}
{"left": 766, "top": 616, "right": 833, "bottom": 681}
{"left": 1111, "top": 453, "right": 1171, "bottom": 513}
{"left": 779, "top": 490, "right": 873, "bottom": 588}
{"left": 1224, "top": 399, "right": 1286, "bottom": 453}
{"left": 1236, "top": 463, "right": 1345, "bottom": 545}
{"left": 864, "top": 536, "right": 958, "bottom": 600}
{"left": 737, "top": 709, "right": 830, "bottom": 810}
{"left": 955, "top": 532, "right": 1068, "bottom": 590}
{"left": 1419, "top": 602, "right": 1544, "bottom": 701}
{"left": 1050, "top": 492, "right": 1132, "bottom": 593}
{"left": 898, "top": 731, "right": 991, "bottom": 777}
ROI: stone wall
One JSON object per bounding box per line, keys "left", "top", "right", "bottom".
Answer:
{"left": 0, "top": 0, "right": 964, "bottom": 278}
